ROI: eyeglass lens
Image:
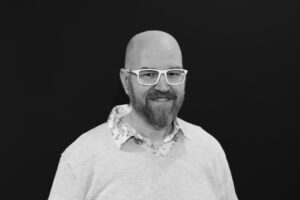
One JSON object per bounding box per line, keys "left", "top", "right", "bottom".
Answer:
{"left": 138, "top": 70, "right": 185, "bottom": 85}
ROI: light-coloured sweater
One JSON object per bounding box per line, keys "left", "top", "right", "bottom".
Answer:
{"left": 48, "top": 118, "right": 238, "bottom": 200}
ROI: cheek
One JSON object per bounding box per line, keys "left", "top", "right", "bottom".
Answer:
{"left": 173, "top": 85, "right": 185, "bottom": 97}
{"left": 128, "top": 78, "right": 150, "bottom": 99}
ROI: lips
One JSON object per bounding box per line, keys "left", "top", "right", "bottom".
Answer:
{"left": 153, "top": 98, "right": 170, "bottom": 102}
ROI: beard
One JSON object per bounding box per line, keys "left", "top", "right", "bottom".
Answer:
{"left": 128, "top": 80, "right": 184, "bottom": 130}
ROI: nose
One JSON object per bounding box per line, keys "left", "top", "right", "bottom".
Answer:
{"left": 154, "top": 73, "right": 170, "bottom": 92}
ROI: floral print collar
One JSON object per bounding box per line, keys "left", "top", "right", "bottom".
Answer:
{"left": 107, "top": 104, "right": 188, "bottom": 157}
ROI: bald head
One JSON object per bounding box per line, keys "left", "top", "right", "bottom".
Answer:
{"left": 125, "top": 30, "right": 182, "bottom": 69}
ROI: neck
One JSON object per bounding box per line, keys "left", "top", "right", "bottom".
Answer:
{"left": 123, "top": 108, "right": 174, "bottom": 147}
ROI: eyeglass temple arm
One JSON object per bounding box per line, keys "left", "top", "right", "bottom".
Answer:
{"left": 122, "top": 68, "right": 138, "bottom": 76}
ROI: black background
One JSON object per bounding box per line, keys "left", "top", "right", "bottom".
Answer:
{"left": 2, "top": 0, "right": 299, "bottom": 199}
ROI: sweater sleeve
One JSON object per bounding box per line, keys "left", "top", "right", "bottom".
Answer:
{"left": 48, "top": 156, "right": 83, "bottom": 200}
{"left": 220, "top": 153, "right": 239, "bottom": 200}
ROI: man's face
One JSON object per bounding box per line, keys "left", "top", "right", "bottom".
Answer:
{"left": 127, "top": 46, "right": 186, "bottom": 130}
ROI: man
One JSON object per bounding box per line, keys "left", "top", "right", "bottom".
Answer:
{"left": 48, "top": 30, "right": 238, "bottom": 200}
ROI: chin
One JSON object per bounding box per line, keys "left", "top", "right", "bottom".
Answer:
{"left": 151, "top": 106, "right": 176, "bottom": 127}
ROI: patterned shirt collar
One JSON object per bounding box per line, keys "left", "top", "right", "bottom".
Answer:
{"left": 107, "top": 104, "right": 190, "bottom": 149}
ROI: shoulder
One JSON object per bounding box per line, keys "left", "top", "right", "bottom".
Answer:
{"left": 61, "top": 122, "right": 115, "bottom": 166}
{"left": 178, "top": 118, "right": 226, "bottom": 158}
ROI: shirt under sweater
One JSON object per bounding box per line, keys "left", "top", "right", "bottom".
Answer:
{"left": 48, "top": 105, "right": 238, "bottom": 200}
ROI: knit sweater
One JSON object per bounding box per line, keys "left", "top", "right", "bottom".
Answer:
{"left": 48, "top": 118, "right": 238, "bottom": 200}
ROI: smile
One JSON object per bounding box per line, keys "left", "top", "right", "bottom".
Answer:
{"left": 152, "top": 98, "right": 171, "bottom": 102}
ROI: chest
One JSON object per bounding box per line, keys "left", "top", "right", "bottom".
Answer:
{"left": 83, "top": 151, "right": 221, "bottom": 200}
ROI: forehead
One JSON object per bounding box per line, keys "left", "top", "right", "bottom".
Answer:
{"left": 137, "top": 47, "right": 182, "bottom": 69}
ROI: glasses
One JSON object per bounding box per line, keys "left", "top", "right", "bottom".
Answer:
{"left": 122, "top": 68, "right": 188, "bottom": 86}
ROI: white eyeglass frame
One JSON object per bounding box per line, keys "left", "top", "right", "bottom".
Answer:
{"left": 122, "top": 68, "right": 188, "bottom": 86}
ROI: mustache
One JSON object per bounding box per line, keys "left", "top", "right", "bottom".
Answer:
{"left": 146, "top": 90, "right": 177, "bottom": 100}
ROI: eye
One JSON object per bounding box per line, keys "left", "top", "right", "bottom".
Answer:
{"left": 168, "top": 70, "right": 181, "bottom": 77}
{"left": 144, "top": 73, "right": 156, "bottom": 77}
{"left": 139, "top": 70, "right": 158, "bottom": 78}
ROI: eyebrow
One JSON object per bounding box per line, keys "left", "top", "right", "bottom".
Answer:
{"left": 140, "top": 66, "right": 183, "bottom": 69}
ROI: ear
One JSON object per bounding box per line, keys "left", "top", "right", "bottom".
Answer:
{"left": 120, "top": 69, "right": 130, "bottom": 95}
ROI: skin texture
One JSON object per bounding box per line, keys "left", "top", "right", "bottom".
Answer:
{"left": 120, "top": 30, "right": 186, "bottom": 146}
